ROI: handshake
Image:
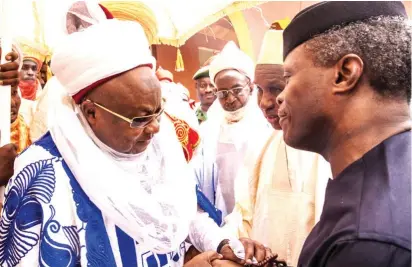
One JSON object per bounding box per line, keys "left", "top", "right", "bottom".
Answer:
{"left": 185, "top": 238, "right": 288, "bottom": 267}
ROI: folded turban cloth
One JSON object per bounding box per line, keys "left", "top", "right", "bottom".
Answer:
{"left": 283, "top": 1, "right": 407, "bottom": 59}
{"left": 51, "top": 18, "right": 156, "bottom": 103}
{"left": 209, "top": 41, "right": 255, "bottom": 85}
{"left": 257, "top": 28, "right": 283, "bottom": 65}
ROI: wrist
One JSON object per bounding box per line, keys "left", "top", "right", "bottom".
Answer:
{"left": 216, "top": 239, "right": 230, "bottom": 254}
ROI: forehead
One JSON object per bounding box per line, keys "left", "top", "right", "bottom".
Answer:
{"left": 215, "top": 69, "right": 248, "bottom": 88}
{"left": 255, "top": 64, "right": 284, "bottom": 84}
{"left": 196, "top": 77, "right": 211, "bottom": 84}
{"left": 283, "top": 44, "right": 314, "bottom": 71}
{"left": 100, "top": 67, "right": 161, "bottom": 108}
{"left": 22, "top": 60, "right": 38, "bottom": 67}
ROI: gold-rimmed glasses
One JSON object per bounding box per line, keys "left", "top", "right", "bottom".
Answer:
{"left": 86, "top": 99, "right": 165, "bottom": 128}
{"left": 213, "top": 83, "right": 250, "bottom": 99}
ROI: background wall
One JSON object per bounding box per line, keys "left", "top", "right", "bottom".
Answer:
{"left": 154, "top": 18, "right": 238, "bottom": 101}
{"left": 155, "top": 1, "right": 412, "bottom": 101}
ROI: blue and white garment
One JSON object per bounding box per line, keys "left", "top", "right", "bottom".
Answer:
{"left": 0, "top": 133, "right": 185, "bottom": 267}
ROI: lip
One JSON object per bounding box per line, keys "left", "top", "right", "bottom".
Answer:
{"left": 137, "top": 137, "right": 153, "bottom": 145}
{"left": 264, "top": 113, "right": 279, "bottom": 125}
{"left": 278, "top": 109, "right": 289, "bottom": 127}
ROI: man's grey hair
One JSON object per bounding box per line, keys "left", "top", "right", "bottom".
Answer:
{"left": 304, "top": 16, "right": 411, "bottom": 102}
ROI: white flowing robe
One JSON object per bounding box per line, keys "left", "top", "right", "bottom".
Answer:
{"left": 227, "top": 131, "right": 331, "bottom": 266}
{"left": 194, "top": 95, "right": 272, "bottom": 219}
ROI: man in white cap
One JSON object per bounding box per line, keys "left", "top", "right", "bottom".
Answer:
{"left": 227, "top": 23, "right": 330, "bottom": 267}
{"left": 193, "top": 41, "right": 272, "bottom": 225}
{"left": 0, "top": 4, "right": 197, "bottom": 267}
{"left": 0, "top": 2, "right": 271, "bottom": 267}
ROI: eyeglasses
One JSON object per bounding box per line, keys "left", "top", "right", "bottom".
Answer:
{"left": 86, "top": 99, "right": 165, "bottom": 129}
{"left": 213, "top": 83, "right": 250, "bottom": 99}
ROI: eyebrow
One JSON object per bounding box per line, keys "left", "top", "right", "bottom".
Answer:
{"left": 135, "top": 102, "right": 163, "bottom": 115}
{"left": 229, "top": 80, "right": 249, "bottom": 89}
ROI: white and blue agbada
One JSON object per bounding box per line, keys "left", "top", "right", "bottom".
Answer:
{"left": 0, "top": 3, "right": 201, "bottom": 267}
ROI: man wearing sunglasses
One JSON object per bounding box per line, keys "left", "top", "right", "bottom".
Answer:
{"left": 0, "top": 3, "right": 272, "bottom": 267}
{"left": 194, "top": 41, "right": 272, "bottom": 235}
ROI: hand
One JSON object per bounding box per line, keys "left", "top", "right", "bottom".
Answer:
{"left": 184, "top": 251, "right": 223, "bottom": 267}
{"left": 184, "top": 245, "right": 201, "bottom": 264}
{"left": 211, "top": 260, "right": 243, "bottom": 267}
{"left": 220, "top": 238, "right": 272, "bottom": 265}
{"left": 0, "top": 51, "right": 20, "bottom": 87}
{"left": 0, "top": 143, "right": 17, "bottom": 186}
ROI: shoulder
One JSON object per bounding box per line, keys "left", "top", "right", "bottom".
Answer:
{"left": 13, "top": 132, "right": 61, "bottom": 176}
{"left": 324, "top": 239, "right": 410, "bottom": 267}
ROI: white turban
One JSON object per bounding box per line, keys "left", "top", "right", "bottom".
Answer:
{"left": 51, "top": 18, "right": 156, "bottom": 103}
{"left": 209, "top": 41, "right": 255, "bottom": 86}
{"left": 257, "top": 29, "right": 284, "bottom": 65}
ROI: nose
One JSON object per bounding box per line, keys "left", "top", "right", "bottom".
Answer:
{"left": 225, "top": 92, "right": 236, "bottom": 103}
{"left": 259, "top": 91, "right": 276, "bottom": 110}
{"left": 143, "top": 116, "right": 160, "bottom": 135}
{"left": 276, "top": 90, "right": 285, "bottom": 107}
{"left": 205, "top": 86, "right": 213, "bottom": 93}
{"left": 27, "top": 68, "right": 34, "bottom": 75}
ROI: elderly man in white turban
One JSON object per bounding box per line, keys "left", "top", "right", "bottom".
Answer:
{"left": 193, "top": 41, "right": 272, "bottom": 225}
{"left": 0, "top": 2, "right": 273, "bottom": 267}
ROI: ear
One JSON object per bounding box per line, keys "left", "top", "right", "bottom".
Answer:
{"left": 332, "top": 54, "right": 364, "bottom": 94}
{"left": 249, "top": 83, "right": 255, "bottom": 95}
{"left": 80, "top": 100, "right": 98, "bottom": 126}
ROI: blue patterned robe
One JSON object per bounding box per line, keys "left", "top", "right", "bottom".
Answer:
{"left": 0, "top": 132, "right": 185, "bottom": 267}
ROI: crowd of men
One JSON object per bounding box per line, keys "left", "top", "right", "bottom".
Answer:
{"left": 0, "top": 1, "right": 410, "bottom": 267}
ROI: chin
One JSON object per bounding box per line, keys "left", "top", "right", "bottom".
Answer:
{"left": 283, "top": 130, "right": 319, "bottom": 153}
{"left": 130, "top": 141, "right": 151, "bottom": 154}
{"left": 272, "top": 123, "right": 282, "bottom": 131}
{"left": 224, "top": 106, "right": 241, "bottom": 112}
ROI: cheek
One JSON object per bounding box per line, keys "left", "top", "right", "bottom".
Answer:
{"left": 198, "top": 90, "right": 206, "bottom": 97}
{"left": 239, "top": 94, "right": 250, "bottom": 105}
{"left": 257, "top": 93, "right": 262, "bottom": 106}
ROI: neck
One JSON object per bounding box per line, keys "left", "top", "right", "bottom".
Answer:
{"left": 200, "top": 103, "right": 211, "bottom": 112}
{"left": 324, "top": 101, "right": 411, "bottom": 178}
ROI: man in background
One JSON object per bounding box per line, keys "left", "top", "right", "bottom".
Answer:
{"left": 193, "top": 55, "right": 217, "bottom": 124}
{"left": 194, "top": 41, "right": 271, "bottom": 221}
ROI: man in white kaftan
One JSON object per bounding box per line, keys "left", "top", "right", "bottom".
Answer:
{"left": 193, "top": 41, "right": 272, "bottom": 221}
